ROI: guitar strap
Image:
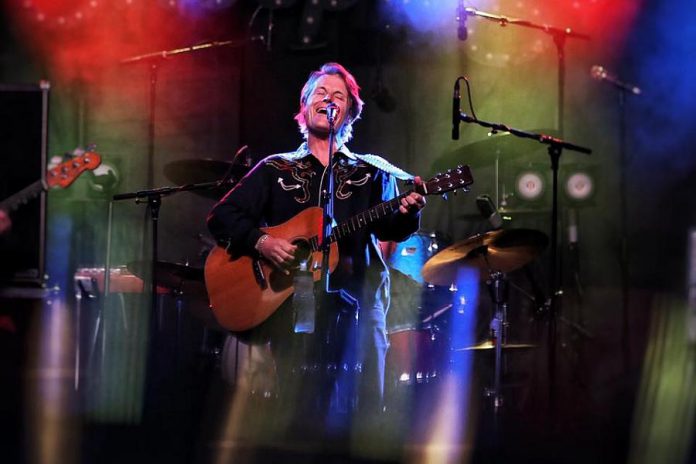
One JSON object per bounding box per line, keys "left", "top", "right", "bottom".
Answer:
{"left": 352, "top": 154, "right": 415, "bottom": 181}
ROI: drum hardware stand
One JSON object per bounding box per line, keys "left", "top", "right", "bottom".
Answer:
{"left": 486, "top": 269, "right": 509, "bottom": 413}
{"left": 469, "top": 244, "right": 509, "bottom": 413}
{"left": 453, "top": 111, "right": 592, "bottom": 412}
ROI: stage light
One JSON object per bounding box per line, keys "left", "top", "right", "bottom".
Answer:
{"left": 562, "top": 164, "right": 596, "bottom": 205}
{"left": 565, "top": 172, "right": 592, "bottom": 200}
{"left": 515, "top": 169, "right": 546, "bottom": 202}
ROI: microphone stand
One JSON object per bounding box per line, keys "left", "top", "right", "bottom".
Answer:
{"left": 313, "top": 106, "right": 339, "bottom": 413}
{"left": 110, "top": 179, "right": 238, "bottom": 317}
{"left": 120, "top": 39, "right": 247, "bottom": 186}
{"left": 457, "top": 8, "right": 590, "bottom": 414}
{"left": 455, "top": 111, "right": 592, "bottom": 410}
{"left": 318, "top": 105, "right": 338, "bottom": 342}
{"left": 461, "top": 6, "right": 590, "bottom": 133}
{"left": 121, "top": 40, "right": 246, "bottom": 273}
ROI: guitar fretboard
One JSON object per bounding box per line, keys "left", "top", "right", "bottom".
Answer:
{"left": 308, "top": 191, "right": 410, "bottom": 251}
{"left": 0, "top": 180, "right": 43, "bottom": 212}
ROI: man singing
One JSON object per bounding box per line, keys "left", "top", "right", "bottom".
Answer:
{"left": 207, "top": 62, "right": 425, "bottom": 426}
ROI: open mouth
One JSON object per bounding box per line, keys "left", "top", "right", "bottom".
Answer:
{"left": 316, "top": 106, "right": 339, "bottom": 115}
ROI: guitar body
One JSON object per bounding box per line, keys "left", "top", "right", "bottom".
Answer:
{"left": 205, "top": 206, "right": 339, "bottom": 332}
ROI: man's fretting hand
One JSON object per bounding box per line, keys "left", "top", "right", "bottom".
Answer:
{"left": 399, "top": 177, "right": 427, "bottom": 214}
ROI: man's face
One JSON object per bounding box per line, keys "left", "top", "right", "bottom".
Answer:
{"left": 303, "top": 74, "right": 351, "bottom": 138}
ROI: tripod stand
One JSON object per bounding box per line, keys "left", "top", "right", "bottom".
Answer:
{"left": 486, "top": 269, "right": 509, "bottom": 412}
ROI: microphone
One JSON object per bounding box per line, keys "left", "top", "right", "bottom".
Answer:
{"left": 452, "top": 78, "right": 461, "bottom": 140}
{"left": 590, "top": 65, "right": 641, "bottom": 95}
{"left": 325, "top": 102, "right": 338, "bottom": 124}
{"left": 476, "top": 194, "right": 503, "bottom": 230}
{"left": 457, "top": 0, "right": 468, "bottom": 41}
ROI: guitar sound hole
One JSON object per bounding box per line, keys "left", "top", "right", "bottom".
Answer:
{"left": 290, "top": 239, "right": 312, "bottom": 270}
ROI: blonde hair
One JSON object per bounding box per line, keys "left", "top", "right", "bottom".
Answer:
{"left": 294, "top": 62, "right": 364, "bottom": 144}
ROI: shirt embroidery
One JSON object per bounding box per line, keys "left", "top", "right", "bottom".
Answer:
{"left": 267, "top": 158, "right": 315, "bottom": 204}
{"left": 335, "top": 161, "right": 372, "bottom": 200}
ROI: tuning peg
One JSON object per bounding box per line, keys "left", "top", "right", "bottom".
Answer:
{"left": 453, "top": 190, "right": 458, "bottom": 195}
{"left": 442, "top": 193, "right": 448, "bottom": 200}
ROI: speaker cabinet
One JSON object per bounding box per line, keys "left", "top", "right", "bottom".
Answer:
{"left": 0, "top": 82, "right": 50, "bottom": 285}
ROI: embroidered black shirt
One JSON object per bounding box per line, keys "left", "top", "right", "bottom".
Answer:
{"left": 207, "top": 143, "right": 420, "bottom": 298}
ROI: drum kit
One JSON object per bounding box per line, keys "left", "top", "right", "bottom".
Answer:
{"left": 384, "top": 135, "right": 555, "bottom": 410}
{"left": 385, "top": 226, "right": 548, "bottom": 410}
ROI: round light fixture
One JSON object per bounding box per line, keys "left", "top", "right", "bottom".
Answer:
{"left": 565, "top": 171, "right": 594, "bottom": 201}
{"left": 515, "top": 170, "right": 545, "bottom": 201}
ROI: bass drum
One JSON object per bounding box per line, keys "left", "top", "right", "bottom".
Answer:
{"left": 386, "top": 327, "right": 448, "bottom": 387}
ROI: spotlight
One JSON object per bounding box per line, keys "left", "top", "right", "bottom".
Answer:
{"left": 562, "top": 164, "right": 596, "bottom": 206}
{"left": 500, "top": 162, "right": 549, "bottom": 211}
{"left": 515, "top": 169, "right": 546, "bottom": 202}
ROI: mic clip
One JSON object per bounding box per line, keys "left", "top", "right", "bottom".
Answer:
{"left": 325, "top": 102, "right": 338, "bottom": 124}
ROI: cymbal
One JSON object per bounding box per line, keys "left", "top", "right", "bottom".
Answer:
{"left": 432, "top": 128, "right": 559, "bottom": 172}
{"left": 455, "top": 341, "right": 536, "bottom": 351}
{"left": 127, "top": 260, "right": 205, "bottom": 292}
{"left": 421, "top": 228, "right": 548, "bottom": 285}
{"left": 163, "top": 159, "right": 251, "bottom": 197}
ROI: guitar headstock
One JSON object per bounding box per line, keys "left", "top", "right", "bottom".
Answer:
{"left": 46, "top": 151, "right": 102, "bottom": 189}
{"left": 419, "top": 165, "right": 474, "bottom": 196}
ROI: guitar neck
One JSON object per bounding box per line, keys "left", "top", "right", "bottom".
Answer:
{"left": 1, "top": 151, "right": 102, "bottom": 213}
{"left": 0, "top": 180, "right": 44, "bottom": 212}
{"left": 305, "top": 164, "right": 473, "bottom": 251}
{"left": 309, "top": 191, "right": 412, "bottom": 251}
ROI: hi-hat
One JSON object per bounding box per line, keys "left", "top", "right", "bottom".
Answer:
{"left": 455, "top": 340, "right": 536, "bottom": 351}
{"left": 163, "top": 159, "right": 251, "bottom": 198}
{"left": 421, "top": 228, "right": 548, "bottom": 285}
{"left": 432, "top": 128, "right": 559, "bottom": 172}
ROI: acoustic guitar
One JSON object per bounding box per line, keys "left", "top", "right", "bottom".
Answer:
{"left": 204, "top": 165, "right": 474, "bottom": 332}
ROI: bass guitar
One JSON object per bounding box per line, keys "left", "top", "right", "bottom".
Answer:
{"left": 1, "top": 150, "right": 102, "bottom": 212}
